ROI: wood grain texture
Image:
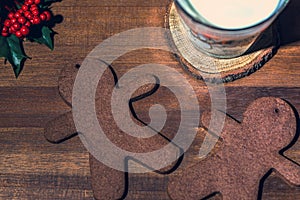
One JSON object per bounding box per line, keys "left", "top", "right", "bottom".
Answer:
{"left": 0, "top": 0, "right": 299, "bottom": 199}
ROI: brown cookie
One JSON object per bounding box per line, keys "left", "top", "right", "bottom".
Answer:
{"left": 168, "top": 97, "right": 300, "bottom": 200}
{"left": 44, "top": 64, "right": 181, "bottom": 200}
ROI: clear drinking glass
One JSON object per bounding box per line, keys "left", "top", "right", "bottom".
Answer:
{"left": 174, "top": 0, "right": 290, "bottom": 58}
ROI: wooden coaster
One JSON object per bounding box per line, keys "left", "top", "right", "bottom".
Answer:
{"left": 167, "top": 3, "right": 280, "bottom": 83}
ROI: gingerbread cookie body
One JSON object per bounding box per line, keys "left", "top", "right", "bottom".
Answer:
{"left": 45, "top": 65, "right": 181, "bottom": 200}
{"left": 168, "top": 97, "right": 300, "bottom": 200}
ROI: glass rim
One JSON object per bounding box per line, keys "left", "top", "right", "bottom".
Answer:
{"left": 174, "top": 0, "right": 289, "bottom": 32}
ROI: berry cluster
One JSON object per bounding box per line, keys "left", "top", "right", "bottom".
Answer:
{"left": 1, "top": 0, "right": 51, "bottom": 38}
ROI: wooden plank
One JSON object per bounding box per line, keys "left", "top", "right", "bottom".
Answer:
{"left": 0, "top": 128, "right": 89, "bottom": 175}
{"left": 0, "top": 128, "right": 92, "bottom": 199}
{"left": 53, "top": 0, "right": 172, "bottom": 7}
{"left": 0, "top": 187, "right": 93, "bottom": 200}
{"left": 0, "top": 87, "right": 69, "bottom": 127}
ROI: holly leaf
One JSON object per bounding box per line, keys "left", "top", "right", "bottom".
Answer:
{"left": 0, "top": 35, "right": 28, "bottom": 77}
{"left": 29, "top": 26, "right": 55, "bottom": 50}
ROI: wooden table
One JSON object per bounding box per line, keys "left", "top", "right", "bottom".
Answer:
{"left": 0, "top": 0, "right": 299, "bottom": 199}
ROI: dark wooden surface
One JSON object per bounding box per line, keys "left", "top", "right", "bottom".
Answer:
{"left": 0, "top": 0, "right": 300, "bottom": 199}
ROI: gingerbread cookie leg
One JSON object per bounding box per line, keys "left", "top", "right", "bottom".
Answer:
{"left": 220, "top": 186, "right": 258, "bottom": 200}
{"left": 44, "top": 112, "right": 127, "bottom": 199}
{"left": 90, "top": 155, "right": 126, "bottom": 200}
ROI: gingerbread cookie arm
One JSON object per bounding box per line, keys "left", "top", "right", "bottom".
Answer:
{"left": 273, "top": 156, "right": 300, "bottom": 186}
{"left": 44, "top": 111, "right": 77, "bottom": 143}
{"left": 201, "top": 111, "right": 241, "bottom": 140}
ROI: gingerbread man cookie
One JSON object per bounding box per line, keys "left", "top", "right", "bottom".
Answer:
{"left": 45, "top": 65, "right": 181, "bottom": 200}
{"left": 168, "top": 97, "right": 300, "bottom": 200}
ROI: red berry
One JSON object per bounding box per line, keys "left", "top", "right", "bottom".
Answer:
{"left": 24, "top": 11, "right": 30, "bottom": 17}
{"left": 12, "top": 23, "right": 21, "bottom": 30}
{"left": 32, "top": 16, "right": 41, "bottom": 24}
{"left": 11, "top": 18, "right": 17, "bottom": 24}
{"left": 14, "top": 12, "right": 22, "bottom": 18}
{"left": 32, "top": 10, "right": 39, "bottom": 16}
{"left": 24, "top": 11, "right": 30, "bottom": 18}
{"left": 4, "top": 19, "right": 11, "bottom": 27}
{"left": 9, "top": 27, "right": 16, "bottom": 33}
{"left": 1, "top": 32, "right": 9, "bottom": 37}
{"left": 30, "top": 5, "right": 38, "bottom": 11}
{"left": 43, "top": 11, "right": 51, "bottom": 21}
{"left": 18, "top": 16, "right": 27, "bottom": 24}
{"left": 2, "top": 27, "right": 9, "bottom": 36}
{"left": 39, "top": 13, "right": 47, "bottom": 21}
{"left": 27, "top": 14, "right": 34, "bottom": 20}
{"left": 15, "top": 31, "right": 23, "bottom": 38}
{"left": 2, "top": 26, "right": 8, "bottom": 32}
{"left": 22, "top": 5, "right": 29, "bottom": 11}
{"left": 20, "top": 26, "right": 30, "bottom": 36}
{"left": 25, "top": 21, "right": 31, "bottom": 27}
{"left": 8, "top": 12, "right": 14, "bottom": 19}
{"left": 26, "top": 0, "right": 34, "bottom": 5}
{"left": 34, "top": 0, "right": 41, "bottom": 4}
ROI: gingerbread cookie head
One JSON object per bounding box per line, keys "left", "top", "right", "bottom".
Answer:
{"left": 243, "top": 97, "right": 297, "bottom": 150}
{"left": 57, "top": 64, "right": 79, "bottom": 106}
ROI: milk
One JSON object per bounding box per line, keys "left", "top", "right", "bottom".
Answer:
{"left": 186, "top": 0, "right": 280, "bottom": 29}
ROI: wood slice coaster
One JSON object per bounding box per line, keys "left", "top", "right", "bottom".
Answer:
{"left": 166, "top": 3, "right": 280, "bottom": 83}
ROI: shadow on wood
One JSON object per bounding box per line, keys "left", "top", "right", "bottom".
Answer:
{"left": 278, "top": 0, "right": 300, "bottom": 46}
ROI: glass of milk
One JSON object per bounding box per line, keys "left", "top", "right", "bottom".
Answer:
{"left": 174, "top": 0, "right": 289, "bottom": 58}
